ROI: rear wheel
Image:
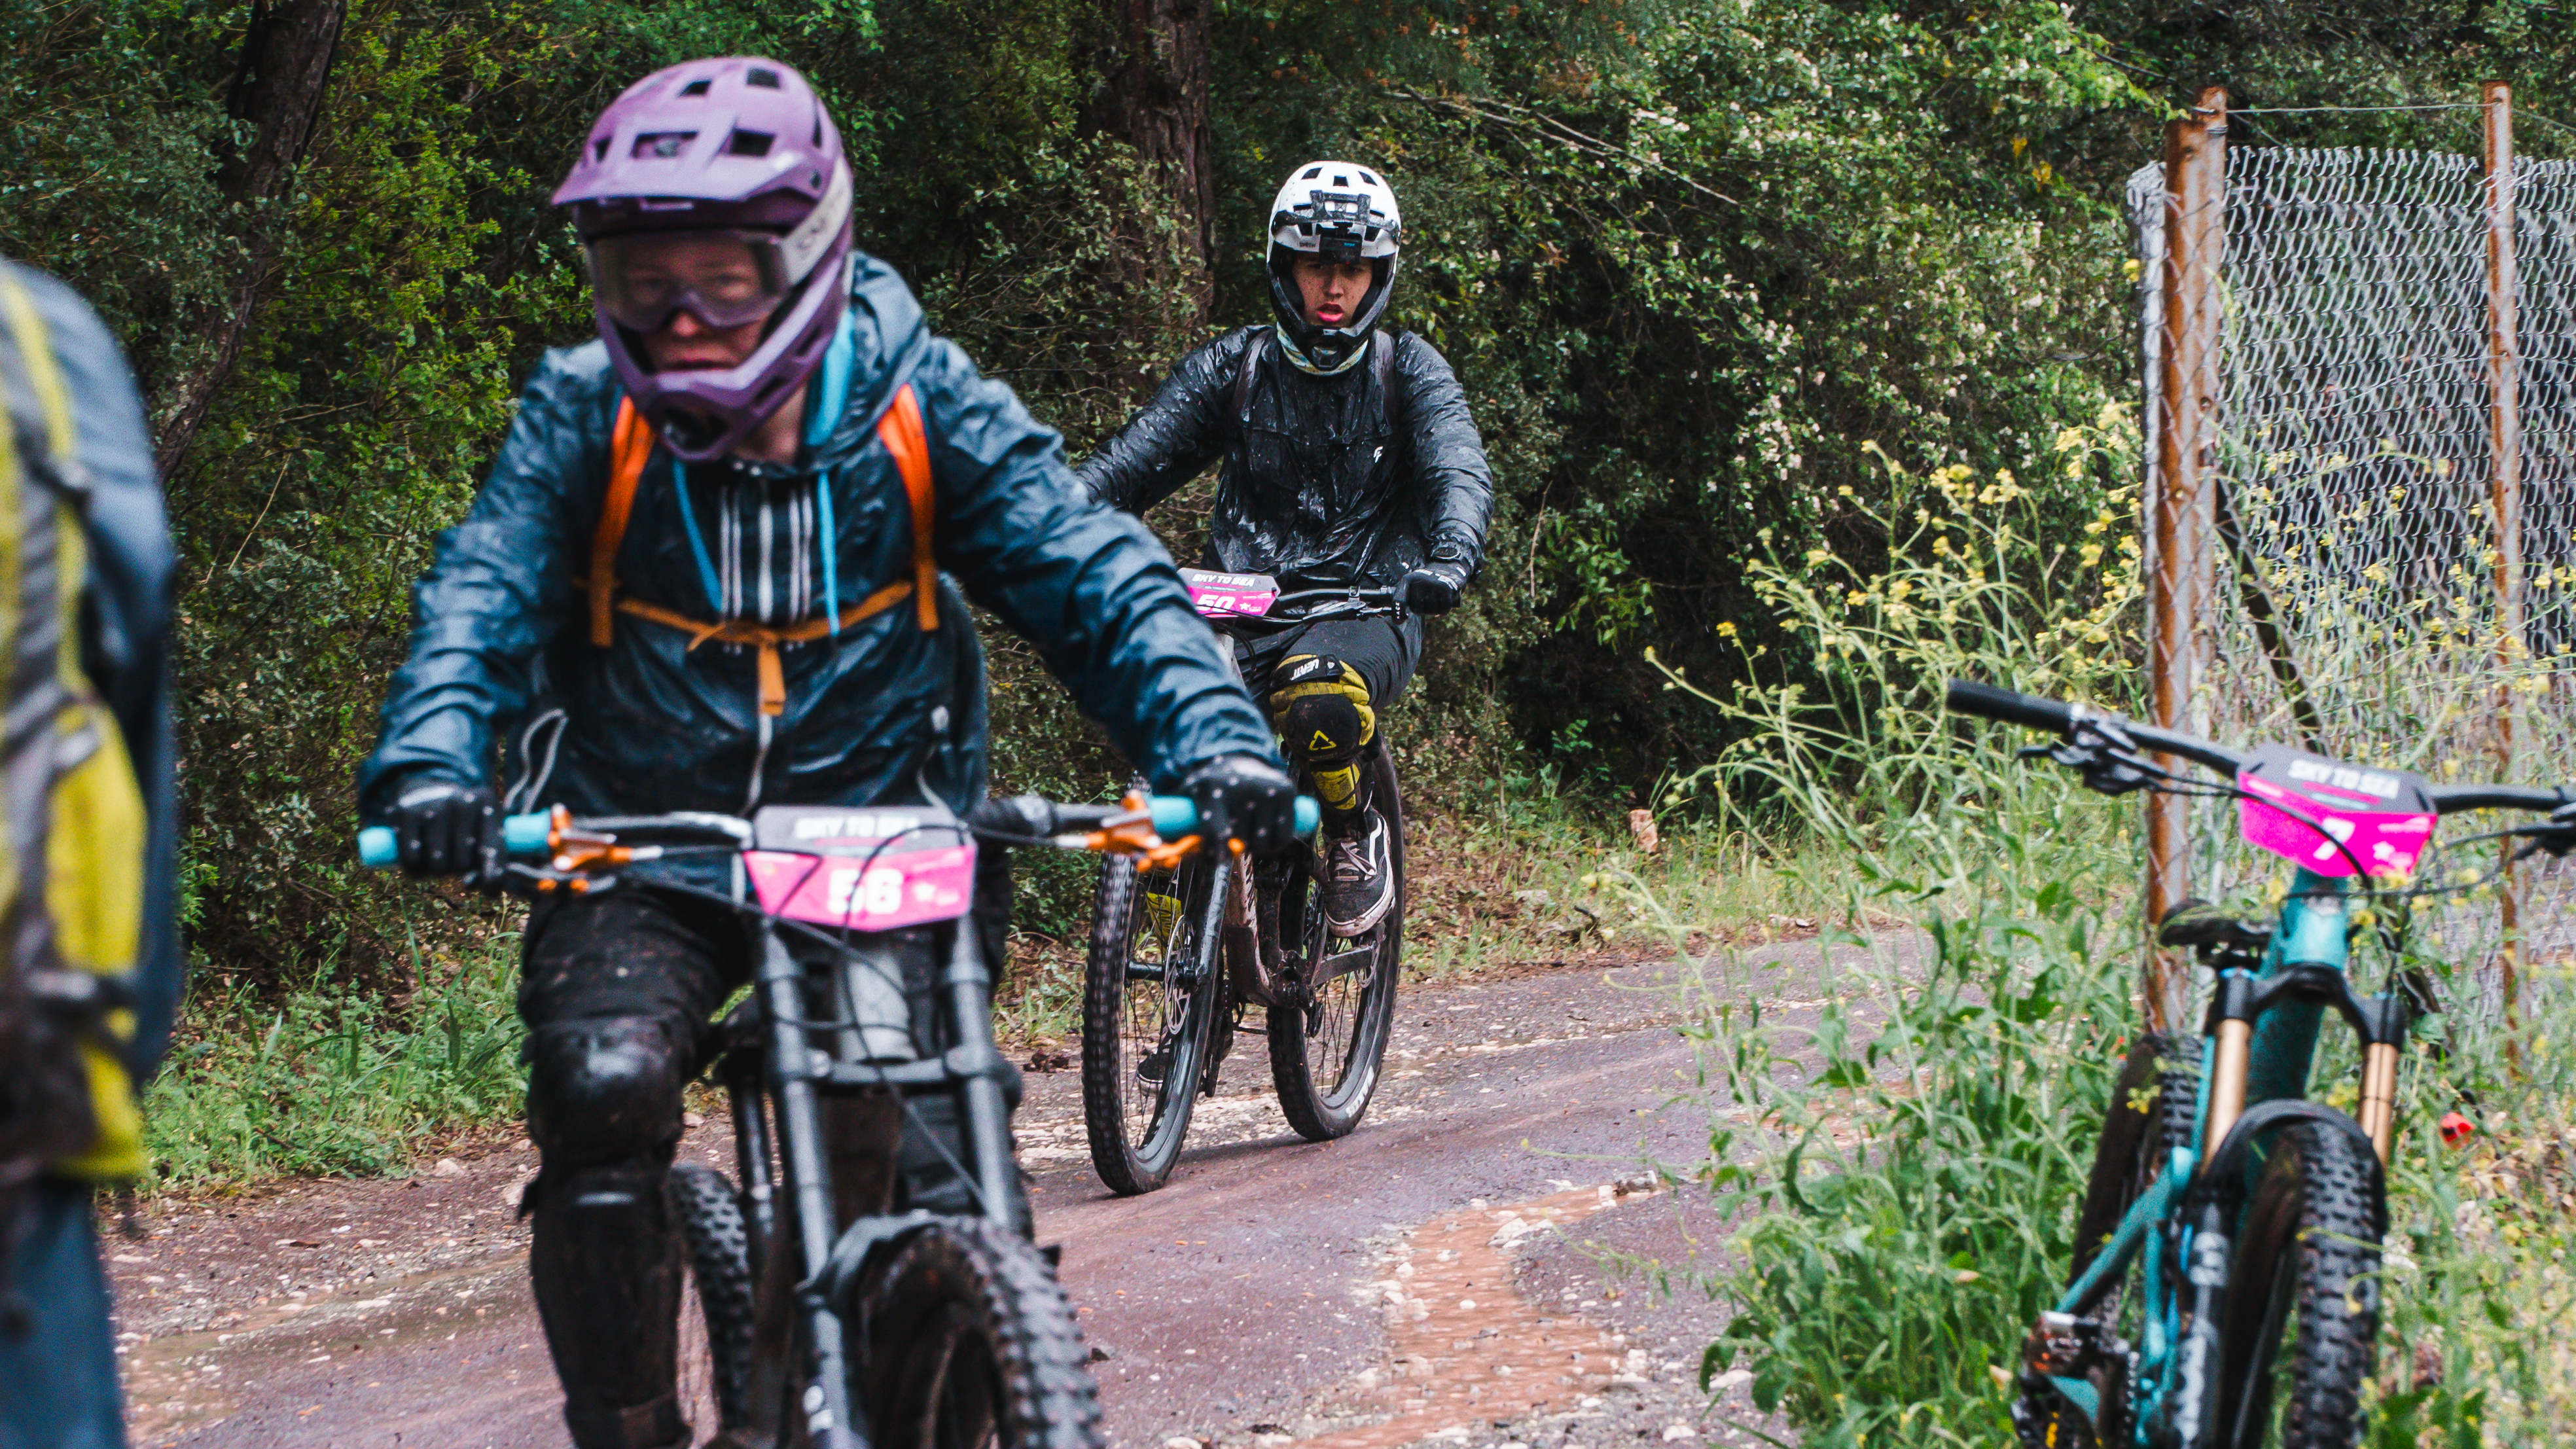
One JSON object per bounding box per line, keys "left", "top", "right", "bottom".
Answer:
{"left": 668, "top": 1164, "right": 757, "bottom": 1444}
{"left": 2216, "top": 1121, "right": 2383, "bottom": 1449}
{"left": 2018, "top": 1034, "right": 2199, "bottom": 1448}
{"left": 1080, "top": 838, "right": 1219, "bottom": 1194}
{"left": 857, "top": 1218, "right": 1107, "bottom": 1449}
{"left": 1268, "top": 747, "right": 1404, "bottom": 1142}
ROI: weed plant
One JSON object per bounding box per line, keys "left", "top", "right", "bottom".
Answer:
{"left": 1637, "top": 431, "right": 2576, "bottom": 1443}
{"left": 143, "top": 937, "right": 526, "bottom": 1192}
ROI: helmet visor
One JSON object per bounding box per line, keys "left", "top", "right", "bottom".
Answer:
{"left": 586, "top": 230, "right": 793, "bottom": 333}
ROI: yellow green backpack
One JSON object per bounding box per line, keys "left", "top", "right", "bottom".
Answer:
{"left": 0, "top": 264, "right": 149, "bottom": 1207}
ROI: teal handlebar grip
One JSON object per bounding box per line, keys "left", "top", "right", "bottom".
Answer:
{"left": 1146, "top": 795, "right": 1322, "bottom": 838}
{"left": 502, "top": 812, "right": 552, "bottom": 855}
{"left": 356, "top": 811, "right": 555, "bottom": 870}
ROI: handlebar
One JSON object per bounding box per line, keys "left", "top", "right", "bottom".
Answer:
{"left": 1945, "top": 677, "right": 2571, "bottom": 817}
{"left": 1942, "top": 679, "right": 2246, "bottom": 777}
{"left": 356, "top": 793, "right": 1322, "bottom": 868}
{"left": 2426, "top": 783, "right": 2573, "bottom": 815}
{"left": 1221, "top": 587, "right": 1405, "bottom": 630}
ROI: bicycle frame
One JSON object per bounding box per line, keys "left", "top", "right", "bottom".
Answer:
{"left": 730, "top": 904, "right": 1018, "bottom": 1449}
{"left": 1942, "top": 678, "right": 2576, "bottom": 1448}
{"left": 1185, "top": 579, "right": 1403, "bottom": 1013}
{"left": 2047, "top": 871, "right": 2397, "bottom": 1440}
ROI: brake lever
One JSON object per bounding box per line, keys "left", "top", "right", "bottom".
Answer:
{"left": 2012, "top": 719, "right": 2162, "bottom": 796}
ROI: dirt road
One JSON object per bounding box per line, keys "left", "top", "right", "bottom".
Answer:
{"left": 109, "top": 936, "right": 1884, "bottom": 1448}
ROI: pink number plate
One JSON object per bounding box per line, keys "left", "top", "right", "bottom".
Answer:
{"left": 744, "top": 806, "right": 976, "bottom": 929}
{"left": 1179, "top": 567, "right": 1278, "bottom": 618}
{"left": 2234, "top": 745, "right": 2436, "bottom": 878}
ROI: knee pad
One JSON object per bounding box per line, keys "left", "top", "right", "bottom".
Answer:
{"left": 1270, "top": 655, "right": 1374, "bottom": 814}
{"left": 524, "top": 1016, "right": 686, "bottom": 1169}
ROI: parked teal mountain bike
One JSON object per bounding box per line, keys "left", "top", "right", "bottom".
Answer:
{"left": 1945, "top": 680, "right": 2575, "bottom": 1449}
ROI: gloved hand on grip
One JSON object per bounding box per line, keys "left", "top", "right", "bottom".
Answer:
{"left": 1397, "top": 558, "right": 1471, "bottom": 616}
{"left": 1183, "top": 754, "right": 1298, "bottom": 857}
{"left": 392, "top": 781, "right": 499, "bottom": 883}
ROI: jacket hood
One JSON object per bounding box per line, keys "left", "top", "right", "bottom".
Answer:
{"left": 810, "top": 251, "right": 931, "bottom": 463}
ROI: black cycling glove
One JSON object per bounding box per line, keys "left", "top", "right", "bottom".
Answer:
{"left": 393, "top": 781, "right": 499, "bottom": 882}
{"left": 1183, "top": 754, "right": 1298, "bottom": 857}
{"left": 1398, "top": 558, "right": 1471, "bottom": 616}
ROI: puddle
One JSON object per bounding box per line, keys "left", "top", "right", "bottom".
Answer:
{"left": 1298, "top": 1182, "right": 1647, "bottom": 1448}
{"left": 123, "top": 1248, "right": 524, "bottom": 1444}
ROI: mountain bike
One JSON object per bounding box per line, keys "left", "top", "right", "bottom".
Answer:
{"left": 359, "top": 786, "right": 1306, "bottom": 1448}
{"left": 1079, "top": 573, "right": 1410, "bottom": 1194}
{"left": 1943, "top": 679, "right": 2576, "bottom": 1449}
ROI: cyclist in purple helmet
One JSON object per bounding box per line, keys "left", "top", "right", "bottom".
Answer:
{"left": 360, "top": 58, "right": 1291, "bottom": 1449}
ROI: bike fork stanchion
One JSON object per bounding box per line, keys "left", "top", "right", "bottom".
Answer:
{"left": 726, "top": 1055, "right": 778, "bottom": 1279}
{"left": 757, "top": 931, "right": 870, "bottom": 1449}
{"left": 942, "top": 921, "right": 1022, "bottom": 1234}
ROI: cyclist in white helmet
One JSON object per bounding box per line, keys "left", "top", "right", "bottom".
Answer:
{"left": 1079, "top": 161, "right": 1493, "bottom": 934}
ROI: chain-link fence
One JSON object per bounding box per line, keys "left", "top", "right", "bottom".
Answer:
{"left": 2128, "top": 103, "right": 2576, "bottom": 1028}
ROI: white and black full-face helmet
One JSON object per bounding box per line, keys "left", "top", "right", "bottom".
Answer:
{"left": 1266, "top": 160, "right": 1402, "bottom": 372}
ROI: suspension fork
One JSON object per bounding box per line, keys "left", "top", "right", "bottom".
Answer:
{"left": 756, "top": 927, "right": 868, "bottom": 1449}
{"left": 725, "top": 1050, "right": 778, "bottom": 1279}
{"left": 940, "top": 918, "right": 1024, "bottom": 1235}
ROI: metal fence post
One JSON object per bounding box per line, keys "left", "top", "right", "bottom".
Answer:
{"left": 2146, "top": 88, "right": 2227, "bottom": 1033}
{"left": 2483, "top": 79, "right": 2526, "bottom": 1031}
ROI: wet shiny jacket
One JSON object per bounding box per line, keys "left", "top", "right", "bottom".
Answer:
{"left": 1075, "top": 327, "right": 1493, "bottom": 589}
{"left": 359, "top": 255, "right": 1278, "bottom": 823}
{"left": 4, "top": 262, "right": 179, "bottom": 1074}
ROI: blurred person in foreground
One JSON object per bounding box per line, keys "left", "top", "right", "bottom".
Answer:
{"left": 0, "top": 259, "right": 182, "bottom": 1449}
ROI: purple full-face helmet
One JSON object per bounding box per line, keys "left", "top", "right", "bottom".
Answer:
{"left": 552, "top": 57, "right": 855, "bottom": 462}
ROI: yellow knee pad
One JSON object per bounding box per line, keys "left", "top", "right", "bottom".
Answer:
{"left": 1270, "top": 655, "right": 1375, "bottom": 812}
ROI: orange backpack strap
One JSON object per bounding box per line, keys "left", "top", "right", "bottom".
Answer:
{"left": 589, "top": 398, "right": 654, "bottom": 646}
{"left": 875, "top": 384, "right": 939, "bottom": 632}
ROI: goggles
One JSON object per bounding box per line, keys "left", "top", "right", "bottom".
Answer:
{"left": 585, "top": 229, "right": 796, "bottom": 333}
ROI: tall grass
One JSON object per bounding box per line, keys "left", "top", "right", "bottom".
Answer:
{"left": 1640, "top": 427, "right": 2576, "bottom": 1443}
{"left": 144, "top": 935, "right": 526, "bottom": 1191}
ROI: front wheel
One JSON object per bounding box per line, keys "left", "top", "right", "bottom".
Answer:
{"left": 2215, "top": 1121, "right": 2384, "bottom": 1449}
{"left": 668, "top": 1164, "right": 758, "bottom": 1444}
{"left": 856, "top": 1218, "right": 1107, "bottom": 1449}
{"left": 1079, "top": 838, "right": 1219, "bottom": 1194}
{"left": 1268, "top": 747, "right": 1404, "bottom": 1142}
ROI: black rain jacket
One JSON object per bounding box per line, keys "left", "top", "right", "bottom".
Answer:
{"left": 359, "top": 255, "right": 1278, "bottom": 836}
{"left": 1075, "top": 327, "right": 1493, "bottom": 590}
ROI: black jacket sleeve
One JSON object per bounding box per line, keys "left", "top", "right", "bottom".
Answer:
{"left": 1392, "top": 332, "right": 1494, "bottom": 575}
{"left": 1073, "top": 328, "right": 1259, "bottom": 514}
{"left": 357, "top": 348, "right": 602, "bottom": 817}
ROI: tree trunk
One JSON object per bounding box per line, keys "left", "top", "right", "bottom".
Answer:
{"left": 1079, "top": 0, "right": 1216, "bottom": 313}
{"left": 153, "top": 0, "right": 348, "bottom": 480}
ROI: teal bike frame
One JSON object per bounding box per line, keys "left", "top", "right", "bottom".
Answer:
{"left": 2045, "top": 871, "right": 2359, "bottom": 1439}
{"left": 1941, "top": 675, "right": 2575, "bottom": 1449}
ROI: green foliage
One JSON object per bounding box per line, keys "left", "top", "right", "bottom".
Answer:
{"left": 144, "top": 933, "right": 526, "bottom": 1189}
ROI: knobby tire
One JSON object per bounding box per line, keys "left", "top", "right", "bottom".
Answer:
{"left": 2216, "top": 1120, "right": 2382, "bottom": 1449}
{"left": 668, "top": 1163, "right": 759, "bottom": 1441}
{"left": 857, "top": 1217, "right": 1107, "bottom": 1449}
{"left": 1268, "top": 747, "right": 1404, "bottom": 1143}
{"left": 1080, "top": 840, "right": 1217, "bottom": 1194}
